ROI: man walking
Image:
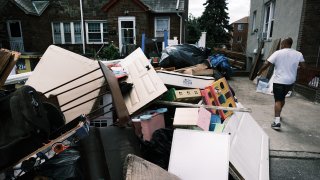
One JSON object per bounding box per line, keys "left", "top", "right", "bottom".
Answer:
{"left": 257, "top": 37, "right": 305, "bottom": 129}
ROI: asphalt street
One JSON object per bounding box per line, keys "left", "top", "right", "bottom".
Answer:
{"left": 229, "top": 76, "right": 320, "bottom": 180}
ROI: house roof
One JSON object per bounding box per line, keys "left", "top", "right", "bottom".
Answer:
{"left": 141, "top": 0, "right": 185, "bottom": 13}
{"left": 102, "top": 0, "right": 185, "bottom": 13}
{"left": 12, "top": 0, "right": 49, "bottom": 16}
{"left": 0, "top": 0, "right": 9, "bottom": 13}
{"left": 231, "top": 16, "right": 249, "bottom": 24}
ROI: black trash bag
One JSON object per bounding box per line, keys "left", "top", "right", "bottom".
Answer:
{"left": 140, "top": 128, "right": 174, "bottom": 170}
{"left": 0, "top": 85, "right": 51, "bottom": 170}
{"left": 19, "top": 148, "right": 84, "bottom": 180}
{"left": 159, "top": 44, "right": 210, "bottom": 69}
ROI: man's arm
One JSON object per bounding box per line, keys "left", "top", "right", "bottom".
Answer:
{"left": 299, "top": 61, "right": 306, "bottom": 69}
{"left": 257, "top": 61, "right": 272, "bottom": 76}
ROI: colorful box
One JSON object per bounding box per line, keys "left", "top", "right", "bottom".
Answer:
{"left": 203, "top": 78, "right": 237, "bottom": 120}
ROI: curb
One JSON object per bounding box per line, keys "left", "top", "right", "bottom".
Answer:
{"left": 270, "top": 150, "right": 320, "bottom": 159}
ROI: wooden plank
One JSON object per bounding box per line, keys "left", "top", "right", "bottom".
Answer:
{"left": 249, "top": 42, "right": 264, "bottom": 80}
{"left": 99, "top": 60, "right": 130, "bottom": 127}
{"left": 0, "top": 49, "right": 12, "bottom": 76}
{"left": 0, "top": 51, "right": 20, "bottom": 87}
{"left": 214, "top": 48, "right": 246, "bottom": 62}
{"left": 228, "top": 58, "right": 246, "bottom": 69}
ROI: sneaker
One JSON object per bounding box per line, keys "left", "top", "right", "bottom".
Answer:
{"left": 271, "top": 122, "right": 281, "bottom": 129}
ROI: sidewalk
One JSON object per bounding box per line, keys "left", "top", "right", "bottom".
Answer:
{"left": 228, "top": 77, "right": 320, "bottom": 157}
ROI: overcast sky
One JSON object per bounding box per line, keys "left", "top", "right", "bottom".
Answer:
{"left": 188, "top": 0, "right": 250, "bottom": 24}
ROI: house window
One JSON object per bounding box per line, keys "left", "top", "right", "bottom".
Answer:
{"left": 53, "top": 23, "right": 62, "bottom": 44}
{"left": 237, "top": 24, "right": 244, "bottom": 31}
{"left": 74, "top": 22, "right": 82, "bottom": 43}
{"left": 252, "top": 11, "right": 257, "bottom": 32}
{"left": 63, "top": 23, "right": 71, "bottom": 44}
{"left": 86, "top": 22, "right": 108, "bottom": 44}
{"left": 155, "top": 17, "right": 170, "bottom": 37}
{"left": 263, "top": 1, "right": 275, "bottom": 40}
{"left": 52, "top": 22, "right": 82, "bottom": 44}
{"left": 237, "top": 36, "right": 242, "bottom": 42}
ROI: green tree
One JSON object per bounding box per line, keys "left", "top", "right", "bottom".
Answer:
{"left": 199, "top": 0, "right": 233, "bottom": 48}
{"left": 100, "top": 44, "right": 120, "bottom": 60}
{"left": 186, "top": 14, "right": 201, "bottom": 44}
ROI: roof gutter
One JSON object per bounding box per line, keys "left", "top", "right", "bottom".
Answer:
{"left": 176, "top": 0, "right": 182, "bottom": 44}
{"left": 80, "top": 0, "right": 85, "bottom": 54}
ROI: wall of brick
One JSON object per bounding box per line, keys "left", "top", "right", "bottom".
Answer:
{"left": 231, "top": 23, "right": 248, "bottom": 53}
{"left": 298, "top": 0, "right": 320, "bottom": 66}
{"left": 0, "top": 0, "right": 185, "bottom": 56}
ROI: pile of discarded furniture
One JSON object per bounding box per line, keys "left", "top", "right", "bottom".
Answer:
{"left": 0, "top": 45, "right": 269, "bottom": 180}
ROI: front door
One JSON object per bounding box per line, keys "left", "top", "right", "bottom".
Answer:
{"left": 118, "top": 17, "right": 136, "bottom": 56}
{"left": 7, "top": 20, "right": 24, "bottom": 52}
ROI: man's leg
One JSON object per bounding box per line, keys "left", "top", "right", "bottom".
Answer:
{"left": 274, "top": 100, "right": 283, "bottom": 117}
{"left": 272, "top": 83, "right": 285, "bottom": 129}
{"left": 275, "top": 100, "right": 285, "bottom": 117}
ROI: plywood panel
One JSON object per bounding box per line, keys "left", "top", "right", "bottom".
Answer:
{"left": 168, "top": 129, "right": 230, "bottom": 180}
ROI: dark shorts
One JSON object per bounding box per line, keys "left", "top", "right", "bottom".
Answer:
{"left": 273, "top": 83, "right": 293, "bottom": 101}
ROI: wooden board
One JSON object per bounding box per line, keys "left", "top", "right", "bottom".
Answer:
{"left": 0, "top": 49, "right": 12, "bottom": 76}
{"left": 249, "top": 41, "right": 264, "bottom": 80}
{"left": 0, "top": 50, "right": 20, "bottom": 87}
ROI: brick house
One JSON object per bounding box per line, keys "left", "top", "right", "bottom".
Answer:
{"left": 0, "top": 0, "right": 188, "bottom": 56}
{"left": 247, "top": 0, "right": 320, "bottom": 102}
{"left": 230, "top": 16, "right": 248, "bottom": 53}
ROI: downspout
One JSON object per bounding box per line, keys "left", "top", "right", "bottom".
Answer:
{"left": 176, "top": 0, "right": 182, "bottom": 44}
{"left": 80, "top": 0, "right": 85, "bottom": 54}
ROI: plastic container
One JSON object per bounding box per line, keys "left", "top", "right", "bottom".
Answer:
{"left": 132, "top": 108, "right": 167, "bottom": 141}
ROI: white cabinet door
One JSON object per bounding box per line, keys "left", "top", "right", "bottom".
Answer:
{"left": 119, "top": 48, "right": 167, "bottom": 115}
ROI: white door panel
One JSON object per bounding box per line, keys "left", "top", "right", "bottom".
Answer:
{"left": 120, "top": 48, "right": 167, "bottom": 115}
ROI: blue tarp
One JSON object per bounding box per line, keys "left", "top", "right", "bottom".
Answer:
{"left": 208, "top": 54, "right": 233, "bottom": 79}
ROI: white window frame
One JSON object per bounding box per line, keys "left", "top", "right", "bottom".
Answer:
{"left": 51, "top": 22, "right": 82, "bottom": 44}
{"left": 252, "top": 11, "right": 257, "bottom": 32}
{"left": 263, "top": 1, "right": 275, "bottom": 40}
{"left": 154, "top": 17, "right": 170, "bottom": 38}
{"left": 85, "top": 21, "right": 108, "bottom": 44}
{"left": 118, "top": 16, "right": 136, "bottom": 53}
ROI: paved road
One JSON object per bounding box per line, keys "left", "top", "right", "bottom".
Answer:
{"left": 270, "top": 157, "right": 320, "bottom": 180}
{"left": 229, "top": 77, "right": 320, "bottom": 179}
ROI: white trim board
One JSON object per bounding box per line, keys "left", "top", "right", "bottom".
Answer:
{"left": 223, "top": 103, "right": 270, "bottom": 180}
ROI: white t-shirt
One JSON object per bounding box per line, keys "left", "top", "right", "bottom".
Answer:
{"left": 267, "top": 48, "right": 304, "bottom": 84}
